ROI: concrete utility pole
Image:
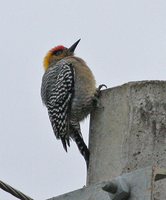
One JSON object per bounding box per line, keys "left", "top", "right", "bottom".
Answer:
{"left": 47, "top": 81, "right": 166, "bottom": 200}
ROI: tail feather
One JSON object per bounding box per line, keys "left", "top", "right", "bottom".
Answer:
{"left": 60, "top": 121, "right": 90, "bottom": 168}
{"left": 60, "top": 136, "right": 70, "bottom": 152}
{"left": 72, "top": 133, "right": 90, "bottom": 168}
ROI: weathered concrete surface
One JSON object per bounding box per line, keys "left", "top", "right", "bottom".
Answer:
{"left": 47, "top": 167, "right": 158, "bottom": 200}
{"left": 88, "top": 81, "right": 166, "bottom": 185}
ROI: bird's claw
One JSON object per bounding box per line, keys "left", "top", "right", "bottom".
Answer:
{"left": 93, "top": 84, "right": 107, "bottom": 108}
{"left": 96, "top": 84, "right": 107, "bottom": 97}
{"left": 98, "top": 84, "right": 107, "bottom": 91}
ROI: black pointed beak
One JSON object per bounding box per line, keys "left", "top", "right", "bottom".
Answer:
{"left": 68, "top": 39, "right": 81, "bottom": 53}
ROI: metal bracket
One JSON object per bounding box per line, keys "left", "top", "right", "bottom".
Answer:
{"left": 102, "top": 178, "right": 130, "bottom": 200}
{"left": 47, "top": 166, "right": 166, "bottom": 200}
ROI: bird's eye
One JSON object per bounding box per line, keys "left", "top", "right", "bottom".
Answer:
{"left": 53, "top": 50, "right": 63, "bottom": 56}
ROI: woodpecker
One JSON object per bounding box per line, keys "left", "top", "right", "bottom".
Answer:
{"left": 41, "top": 39, "right": 104, "bottom": 168}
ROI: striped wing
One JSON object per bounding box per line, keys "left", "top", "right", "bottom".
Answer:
{"left": 42, "top": 62, "right": 75, "bottom": 151}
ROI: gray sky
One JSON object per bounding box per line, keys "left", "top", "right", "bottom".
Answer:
{"left": 0, "top": 0, "right": 166, "bottom": 199}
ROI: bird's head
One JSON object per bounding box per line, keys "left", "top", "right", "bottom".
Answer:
{"left": 43, "top": 39, "right": 80, "bottom": 71}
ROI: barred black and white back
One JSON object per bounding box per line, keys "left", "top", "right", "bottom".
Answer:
{"left": 41, "top": 60, "right": 75, "bottom": 150}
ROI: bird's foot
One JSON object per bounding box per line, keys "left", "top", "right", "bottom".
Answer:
{"left": 93, "top": 84, "right": 107, "bottom": 107}
{"left": 96, "top": 84, "right": 107, "bottom": 97}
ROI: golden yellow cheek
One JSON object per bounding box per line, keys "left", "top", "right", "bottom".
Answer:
{"left": 43, "top": 52, "right": 52, "bottom": 71}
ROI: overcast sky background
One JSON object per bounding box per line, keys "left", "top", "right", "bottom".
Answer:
{"left": 0, "top": 0, "right": 166, "bottom": 199}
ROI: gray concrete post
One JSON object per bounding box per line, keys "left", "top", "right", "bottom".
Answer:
{"left": 88, "top": 81, "right": 166, "bottom": 186}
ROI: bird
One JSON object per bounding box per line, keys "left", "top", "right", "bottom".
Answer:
{"left": 41, "top": 39, "right": 105, "bottom": 168}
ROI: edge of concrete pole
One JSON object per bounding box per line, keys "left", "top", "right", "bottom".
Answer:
{"left": 87, "top": 80, "right": 166, "bottom": 185}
